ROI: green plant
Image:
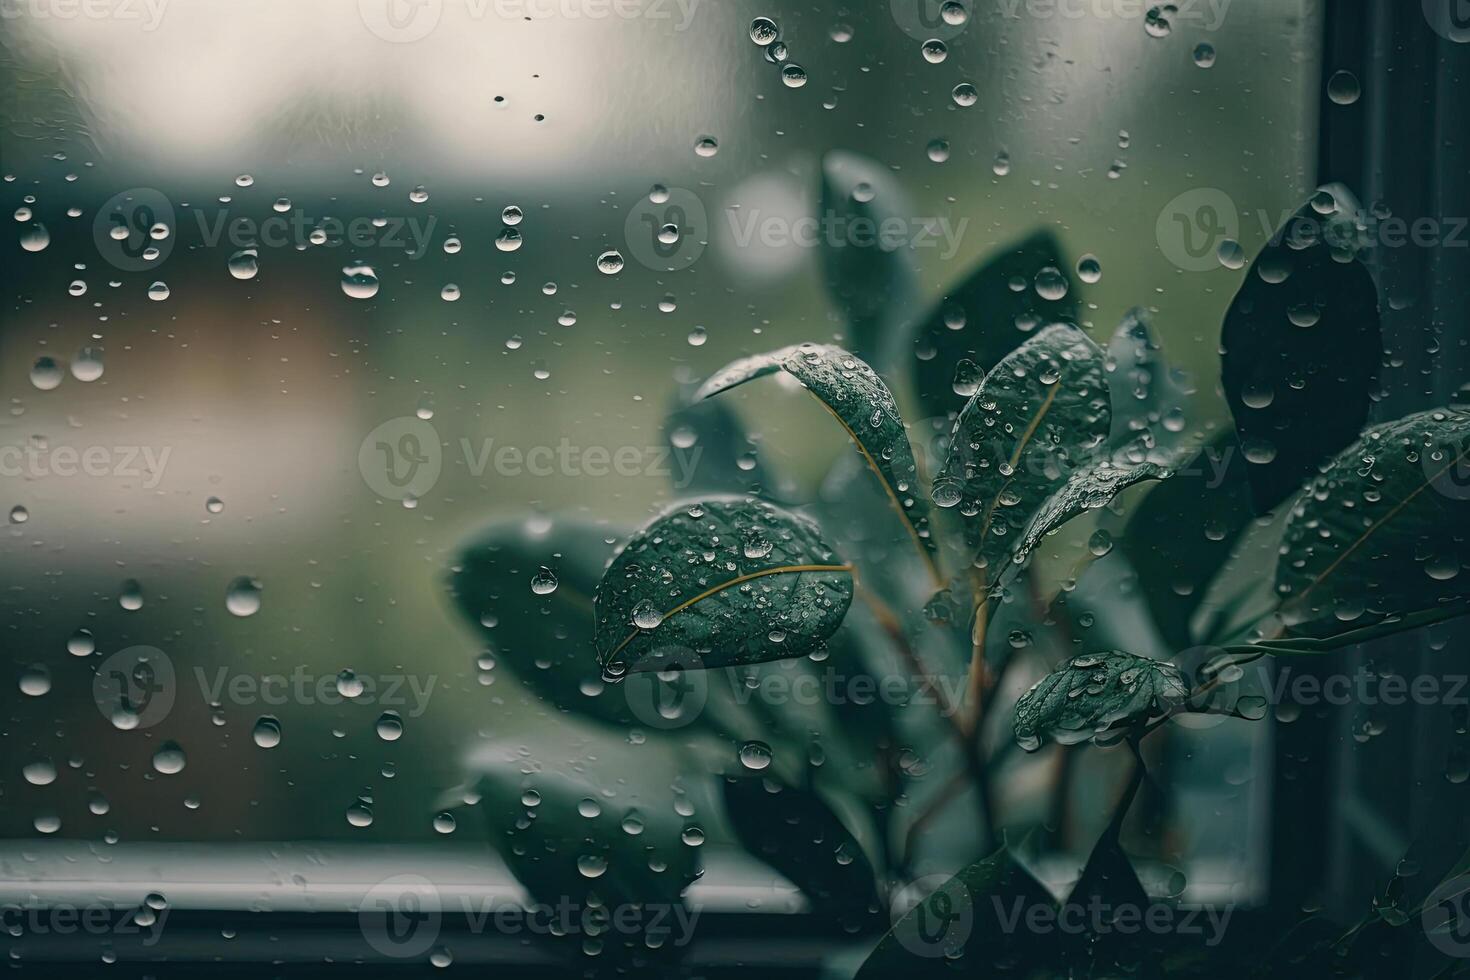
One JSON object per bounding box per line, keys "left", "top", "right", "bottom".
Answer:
{"left": 446, "top": 159, "right": 1470, "bottom": 976}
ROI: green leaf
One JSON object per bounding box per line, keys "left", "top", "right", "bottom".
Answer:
{"left": 594, "top": 497, "right": 854, "bottom": 673}
{"left": 1276, "top": 407, "right": 1470, "bottom": 629}
{"left": 721, "top": 774, "right": 883, "bottom": 929}
{"left": 449, "top": 516, "right": 638, "bottom": 728}
{"left": 897, "top": 229, "right": 1079, "bottom": 421}
{"left": 932, "top": 323, "right": 1111, "bottom": 576}
{"left": 1221, "top": 184, "right": 1382, "bottom": 513}
{"left": 697, "top": 343, "right": 940, "bottom": 585}
{"left": 1106, "top": 308, "right": 1193, "bottom": 458}
{"left": 853, "top": 845, "right": 1058, "bottom": 979}
{"left": 1001, "top": 440, "right": 1173, "bottom": 585}
{"left": 1013, "top": 652, "right": 1187, "bottom": 751}
{"left": 661, "top": 384, "right": 787, "bottom": 499}
{"left": 1119, "top": 433, "right": 1259, "bottom": 648}
{"left": 469, "top": 742, "right": 701, "bottom": 916}
{"left": 818, "top": 151, "right": 918, "bottom": 366}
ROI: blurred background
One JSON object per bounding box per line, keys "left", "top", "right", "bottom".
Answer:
{"left": 0, "top": 0, "right": 1319, "bottom": 853}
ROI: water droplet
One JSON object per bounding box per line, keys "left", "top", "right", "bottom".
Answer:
{"left": 577, "top": 854, "right": 608, "bottom": 878}
{"left": 19, "top": 223, "right": 50, "bottom": 252}
{"left": 19, "top": 664, "right": 50, "bottom": 696}
{"left": 1327, "top": 69, "right": 1361, "bottom": 106}
{"left": 337, "top": 669, "right": 365, "bottom": 698}
{"left": 596, "top": 249, "right": 625, "bottom": 275}
{"left": 9, "top": 504, "right": 29, "bottom": 524}
{"left": 681, "top": 826, "right": 706, "bottom": 846}
{"left": 578, "top": 797, "right": 602, "bottom": 818}
{"left": 206, "top": 496, "right": 225, "bottom": 514}
{"left": 152, "top": 741, "right": 187, "bottom": 775}
{"left": 147, "top": 281, "right": 170, "bottom": 301}
{"left": 1088, "top": 529, "right": 1114, "bottom": 557}
{"left": 30, "top": 356, "right": 64, "bottom": 390}
{"left": 71, "top": 347, "right": 104, "bottom": 382}
{"left": 433, "top": 812, "right": 456, "bottom": 834}
{"left": 749, "top": 16, "right": 778, "bottom": 45}
{"left": 495, "top": 228, "right": 523, "bottom": 252}
{"left": 631, "top": 600, "right": 663, "bottom": 630}
{"left": 341, "top": 264, "right": 379, "bottom": 299}
{"left": 440, "top": 283, "right": 461, "bottom": 302}
{"left": 1076, "top": 255, "right": 1102, "bottom": 284}
{"left": 739, "top": 741, "right": 772, "bottom": 770}
{"left": 922, "top": 38, "right": 948, "bottom": 64}
{"left": 119, "top": 578, "right": 144, "bottom": 611}
{"left": 952, "top": 83, "right": 978, "bottom": 107}
{"left": 694, "top": 136, "right": 720, "bottom": 157}
{"left": 225, "top": 576, "right": 262, "bottom": 617}
{"left": 228, "top": 248, "right": 259, "bottom": 280}
{"left": 530, "top": 566, "right": 558, "bottom": 595}
{"left": 1034, "top": 266, "right": 1068, "bottom": 300}
{"left": 346, "top": 801, "right": 374, "bottom": 827}
{"left": 1193, "top": 42, "right": 1216, "bottom": 67}
{"left": 501, "top": 205, "right": 523, "bottom": 226}
{"left": 252, "top": 716, "right": 282, "bottom": 748}
{"left": 376, "top": 711, "right": 404, "bottom": 741}
{"left": 781, "top": 63, "right": 808, "bottom": 88}
{"left": 926, "top": 138, "right": 950, "bottom": 163}
{"left": 23, "top": 758, "right": 56, "bottom": 785}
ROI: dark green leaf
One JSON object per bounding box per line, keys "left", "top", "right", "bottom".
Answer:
{"left": 1118, "top": 432, "right": 1258, "bottom": 647}
{"left": 932, "top": 323, "right": 1111, "bottom": 576}
{"left": 818, "top": 151, "right": 917, "bottom": 366}
{"left": 854, "top": 845, "right": 1058, "bottom": 979}
{"left": 697, "top": 343, "right": 940, "bottom": 585}
{"left": 1106, "top": 308, "right": 1193, "bottom": 458}
{"left": 449, "top": 516, "right": 637, "bottom": 727}
{"left": 1276, "top": 407, "right": 1470, "bottom": 629}
{"left": 594, "top": 497, "right": 854, "bottom": 673}
{"left": 1001, "top": 440, "right": 1173, "bottom": 588}
{"left": 1221, "top": 184, "right": 1382, "bottom": 513}
{"left": 1013, "top": 652, "right": 1187, "bottom": 751}
{"left": 661, "top": 384, "right": 785, "bottom": 499}
{"left": 897, "top": 229, "right": 1079, "bottom": 421}
{"left": 470, "top": 743, "right": 700, "bottom": 915}
{"left": 722, "top": 774, "right": 883, "bottom": 930}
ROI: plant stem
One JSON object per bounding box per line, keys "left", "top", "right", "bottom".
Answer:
{"left": 855, "top": 584, "right": 995, "bottom": 858}
{"left": 963, "top": 568, "right": 991, "bottom": 738}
